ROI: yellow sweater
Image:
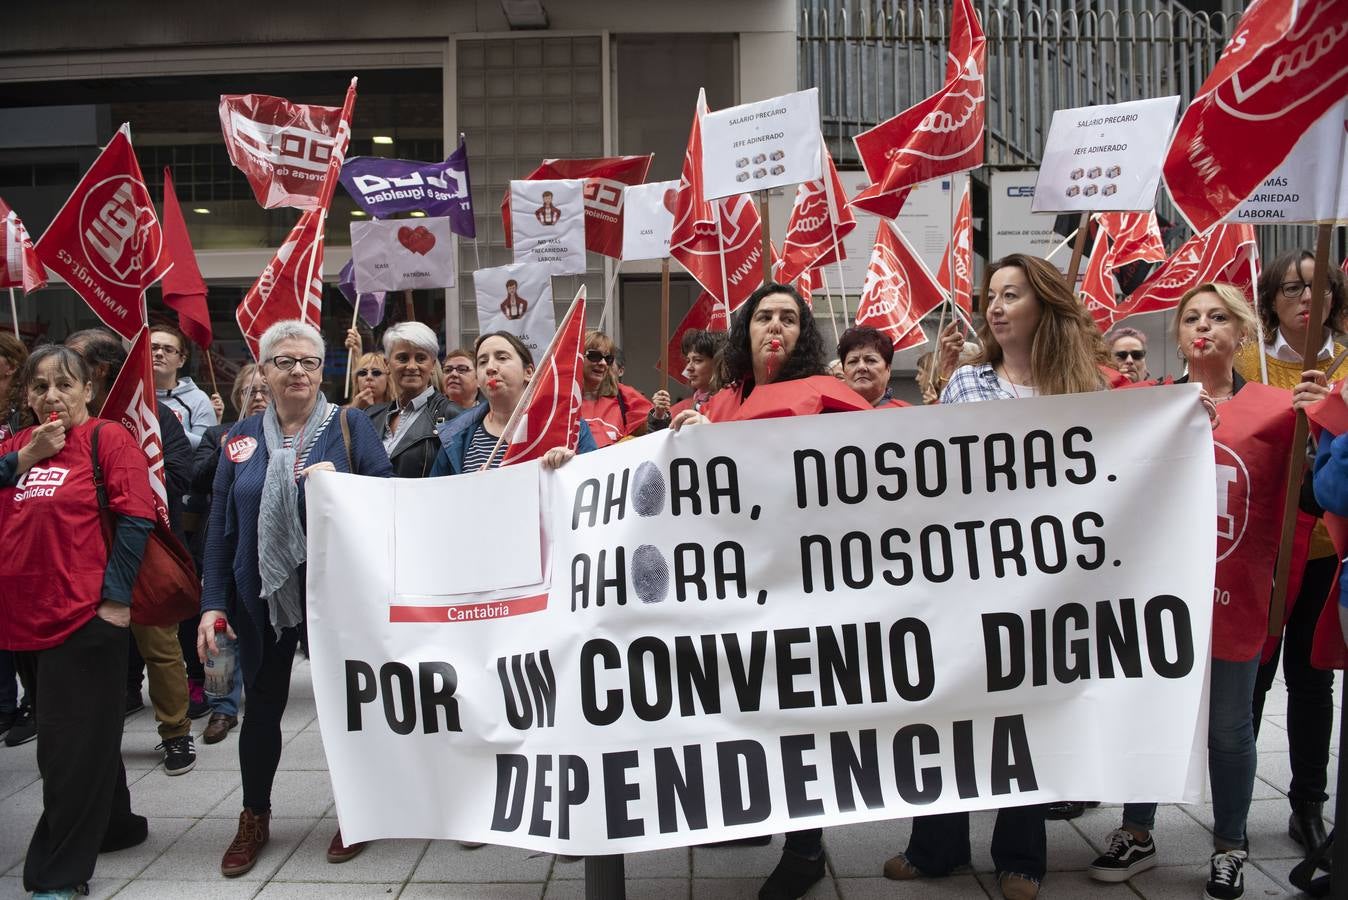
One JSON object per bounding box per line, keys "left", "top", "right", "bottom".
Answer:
{"left": 1233, "top": 339, "right": 1345, "bottom": 560}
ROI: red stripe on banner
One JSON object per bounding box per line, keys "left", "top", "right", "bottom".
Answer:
{"left": 388, "top": 594, "right": 549, "bottom": 623}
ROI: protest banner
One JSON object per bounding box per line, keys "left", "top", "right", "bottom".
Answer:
{"left": 1228, "top": 99, "right": 1348, "bottom": 226}
{"left": 340, "top": 137, "right": 476, "bottom": 235}
{"left": 1033, "top": 97, "right": 1181, "bottom": 214}
{"left": 510, "top": 179, "right": 587, "bottom": 275}
{"left": 219, "top": 92, "right": 345, "bottom": 210}
{"left": 621, "top": 180, "right": 680, "bottom": 262}
{"left": 474, "top": 262, "right": 556, "bottom": 359}
{"left": 350, "top": 216, "right": 457, "bottom": 292}
{"left": 306, "top": 385, "right": 1214, "bottom": 852}
{"left": 700, "top": 89, "right": 822, "bottom": 200}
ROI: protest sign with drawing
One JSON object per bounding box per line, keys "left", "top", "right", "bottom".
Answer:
{"left": 350, "top": 216, "right": 457, "bottom": 292}
{"left": 510, "top": 179, "right": 587, "bottom": 275}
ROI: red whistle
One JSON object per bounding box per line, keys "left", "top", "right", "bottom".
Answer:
{"left": 47, "top": 412, "right": 60, "bottom": 423}
{"left": 486, "top": 379, "right": 500, "bottom": 389}
{"left": 769, "top": 339, "right": 782, "bottom": 351}
{"left": 1193, "top": 338, "right": 1209, "bottom": 349}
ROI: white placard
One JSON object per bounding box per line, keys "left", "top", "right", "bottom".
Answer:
{"left": 621, "top": 180, "right": 680, "bottom": 261}
{"left": 473, "top": 262, "right": 557, "bottom": 359}
{"left": 350, "top": 217, "right": 457, "bottom": 292}
{"left": 308, "top": 387, "right": 1215, "bottom": 854}
{"left": 701, "top": 89, "right": 822, "bottom": 200}
{"left": 989, "top": 169, "right": 1066, "bottom": 272}
{"left": 510, "top": 178, "right": 587, "bottom": 275}
{"left": 836, "top": 176, "right": 953, "bottom": 295}
{"left": 1229, "top": 99, "right": 1348, "bottom": 226}
{"left": 1032, "top": 96, "right": 1181, "bottom": 213}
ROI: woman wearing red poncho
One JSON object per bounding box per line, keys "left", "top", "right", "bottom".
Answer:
{"left": 580, "top": 330, "right": 653, "bottom": 447}
{"left": 0, "top": 345, "right": 155, "bottom": 899}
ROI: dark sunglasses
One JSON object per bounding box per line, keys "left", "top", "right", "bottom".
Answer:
{"left": 585, "top": 350, "right": 615, "bottom": 365}
{"left": 355, "top": 368, "right": 385, "bottom": 378}
{"left": 1113, "top": 349, "right": 1145, "bottom": 362}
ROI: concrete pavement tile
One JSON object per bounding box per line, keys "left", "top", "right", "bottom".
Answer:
{"left": 0, "top": 770, "right": 34, "bottom": 803}
{"left": 693, "top": 877, "right": 840, "bottom": 898}
{"left": 815, "top": 819, "right": 908, "bottom": 878}
{"left": 402, "top": 885, "right": 543, "bottom": 899}
{"left": 1043, "top": 819, "right": 1098, "bottom": 871}
{"left": 89, "top": 816, "right": 194, "bottom": 877}
{"left": 256, "top": 882, "right": 402, "bottom": 897}
{"left": 545, "top": 878, "right": 689, "bottom": 899}
{"left": 111, "top": 879, "right": 263, "bottom": 899}
{"left": 1092, "top": 861, "right": 1294, "bottom": 898}
{"left": 128, "top": 768, "right": 241, "bottom": 819}
{"left": 0, "top": 876, "right": 128, "bottom": 898}
{"left": 1075, "top": 805, "right": 1215, "bottom": 870}
{"left": 0, "top": 745, "right": 37, "bottom": 773}
{"left": 279, "top": 698, "right": 318, "bottom": 732}
{"left": 139, "top": 815, "right": 320, "bottom": 882}
{"left": 549, "top": 848, "right": 689, "bottom": 880}
{"left": 411, "top": 840, "right": 553, "bottom": 882}
{"left": 837, "top": 874, "right": 987, "bottom": 898}
{"left": 210, "top": 771, "right": 334, "bottom": 819}
{"left": 270, "top": 826, "right": 426, "bottom": 883}
{"left": 691, "top": 835, "right": 784, "bottom": 878}
{"left": 1182, "top": 798, "right": 1305, "bottom": 860}
{"left": 272, "top": 731, "right": 329, "bottom": 771}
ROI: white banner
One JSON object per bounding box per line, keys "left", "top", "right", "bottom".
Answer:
{"left": 621, "top": 180, "right": 680, "bottom": 262}
{"left": 349, "top": 217, "right": 456, "bottom": 292}
{"left": 701, "top": 89, "right": 823, "bottom": 201}
{"left": 1033, "top": 96, "right": 1181, "bottom": 213}
{"left": 1229, "top": 99, "right": 1348, "bottom": 226}
{"left": 989, "top": 169, "right": 1064, "bottom": 272}
{"left": 308, "top": 386, "right": 1216, "bottom": 854}
{"left": 510, "top": 178, "right": 587, "bottom": 275}
{"left": 836, "top": 176, "right": 953, "bottom": 295}
{"left": 473, "top": 262, "right": 556, "bottom": 359}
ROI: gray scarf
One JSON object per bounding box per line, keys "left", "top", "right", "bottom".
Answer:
{"left": 258, "top": 395, "right": 335, "bottom": 633}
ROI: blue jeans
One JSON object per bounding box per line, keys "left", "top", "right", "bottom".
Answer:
{"left": 207, "top": 663, "right": 243, "bottom": 717}
{"left": 1122, "top": 654, "right": 1259, "bottom": 850}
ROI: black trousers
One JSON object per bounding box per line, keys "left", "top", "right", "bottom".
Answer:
{"left": 904, "top": 804, "right": 1047, "bottom": 880}
{"left": 1252, "top": 554, "right": 1336, "bottom": 804}
{"left": 16, "top": 616, "right": 135, "bottom": 892}
{"left": 239, "top": 622, "right": 299, "bottom": 812}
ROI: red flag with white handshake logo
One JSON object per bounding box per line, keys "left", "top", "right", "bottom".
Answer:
{"left": 100, "top": 326, "right": 171, "bottom": 525}
{"left": 0, "top": 197, "right": 46, "bottom": 294}
{"left": 856, "top": 221, "right": 942, "bottom": 351}
{"left": 1162, "top": 0, "right": 1348, "bottom": 233}
{"left": 851, "top": 0, "right": 985, "bottom": 217}
{"left": 669, "top": 90, "right": 764, "bottom": 314}
{"left": 1114, "top": 223, "right": 1258, "bottom": 319}
{"left": 35, "top": 125, "right": 171, "bottom": 340}
{"left": 936, "top": 182, "right": 973, "bottom": 317}
{"left": 1096, "top": 211, "right": 1168, "bottom": 268}
{"left": 499, "top": 287, "right": 588, "bottom": 467}
{"left": 776, "top": 144, "right": 856, "bottom": 285}
{"left": 220, "top": 91, "right": 348, "bottom": 210}
{"left": 499, "top": 156, "right": 653, "bottom": 258}
{"left": 1080, "top": 233, "right": 1120, "bottom": 331}
{"left": 236, "top": 78, "right": 356, "bottom": 360}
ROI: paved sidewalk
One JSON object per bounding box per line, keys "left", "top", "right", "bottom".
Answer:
{"left": 0, "top": 660, "right": 1336, "bottom": 899}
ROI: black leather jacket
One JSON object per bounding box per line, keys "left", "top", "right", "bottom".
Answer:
{"left": 366, "top": 391, "right": 463, "bottom": 478}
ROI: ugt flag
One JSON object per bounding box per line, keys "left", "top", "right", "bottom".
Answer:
{"left": 1162, "top": 0, "right": 1348, "bottom": 233}
{"left": 340, "top": 136, "right": 476, "bottom": 236}
{"left": 36, "top": 124, "right": 170, "bottom": 340}
{"left": 501, "top": 155, "right": 653, "bottom": 258}
{"left": 1097, "top": 211, "right": 1167, "bottom": 269}
{"left": 0, "top": 196, "right": 46, "bottom": 294}
{"left": 500, "top": 287, "right": 587, "bottom": 467}
{"left": 100, "top": 326, "right": 171, "bottom": 523}
{"left": 220, "top": 90, "right": 346, "bottom": 210}
{"left": 856, "top": 221, "right": 942, "bottom": 351}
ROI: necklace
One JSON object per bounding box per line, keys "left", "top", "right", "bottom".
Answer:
{"left": 997, "top": 364, "right": 1030, "bottom": 398}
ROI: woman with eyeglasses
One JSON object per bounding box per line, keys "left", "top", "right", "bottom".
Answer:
{"left": 1102, "top": 326, "right": 1149, "bottom": 384}
{"left": 151, "top": 325, "right": 220, "bottom": 447}
{"left": 442, "top": 348, "right": 482, "bottom": 409}
{"left": 581, "top": 330, "right": 653, "bottom": 448}
{"left": 1235, "top": 251, "right": 1348, "bottom": 855}
{"left": 348, "top": 351, "right": 392, "bottom": 411}
{"left": 198, "top": 321, "right": 391, "bottom": 880}
{"left": 365, "top": 322, "right": 461, "bottom": 479}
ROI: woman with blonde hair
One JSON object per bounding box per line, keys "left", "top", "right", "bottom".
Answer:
{"left": 347, "top": 352, "right": 392, "bottom": 411}
{"left": 580, "top": 330, "right": 652, "bottom": 447}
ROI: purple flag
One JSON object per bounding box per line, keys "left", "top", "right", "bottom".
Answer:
{"left": 339, "top": 135, "right": 476, "bottom": 237}
{"left": 337, "top": 259, "right": 387, "bottom": 328}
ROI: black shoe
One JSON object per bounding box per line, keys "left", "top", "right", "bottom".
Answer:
{"left": 124, "top": 690, "right": 144, "bottom": 717}
{"left": 1204, "top": 849, "right": 1246, "bottom": 900}
{"left": 759, "top": 851, "right": 826, "bottom": 900}
{"left": 4, "top": 707, "right": 35, "bottom": 747}
{"left": 1290, "top": 800, "right": 1328, "bottom": 852}
{"left": 100, "top": 813, "right": 149, "bottom": 853}
{"left": 1045, "top": 801, "right": 1086, "bottom": 820}
{"left": 1088, "top": 828, "right": 1157, "bottom": 882}
{"left": 158, "top": 735, "right": 196, "bottom": 776}
{"left": 187, "top": 696, "right": 211, "bottom": 720}
{"left": 0, "top": 708, "right": 13, "bottom": 741}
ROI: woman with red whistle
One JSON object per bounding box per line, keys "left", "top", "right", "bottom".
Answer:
{"left": 580, "top": 330, "right": 653, "bottom": 447}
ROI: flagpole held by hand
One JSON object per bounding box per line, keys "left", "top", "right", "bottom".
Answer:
{"left": 1269, "top": 222, "right": 1334, "bottom": 637}
{"left": 660, "top": 257, "right": 671, "bottom": 393}
{"left": 1248, "top": 253, "right": 1269, "bottom": 384}
{"left": 345, "top": 304, "right": 360, "bottom": 400}
{"left": 7, "top": 287, "right": 17, "bottom": 339}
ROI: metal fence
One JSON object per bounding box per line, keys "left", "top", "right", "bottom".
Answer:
{"left": 798, "top": 0, "right": 1324, "bottom": 261}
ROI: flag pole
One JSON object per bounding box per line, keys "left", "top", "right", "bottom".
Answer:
{"left": 758, "top": 190, "right": 773, "bottom": 284}
{"left": 204, "top": 350, "right": 219, "bottom": 399}
{"left": 1045, "top": 229, "right": 1079, "bottom": 264}
{"left": 345, "top": 303, "right": 360, "bottom": 400}
{"left": 1268, "top": 222, "right": 1334, "bottom": 636}
{"left": 659, "top": 257, "right": 671, "bottom": 393}
{"left": 1064, "top": 211, "right": 1091, "bottom": 287}
{"left": 1249, "top": 252, "right": 1269, "bottom": 384}
{"left": 713, "top": 202, "right": 732, "bottom": 326}
{"left": 818, "top": 268, "right": 842, "bottom": 345}
{"left": 7, "top": 287, "right": 18, "bottom": 339}
{"left": 403, "top": 289, "right": 415, "bottom": 322}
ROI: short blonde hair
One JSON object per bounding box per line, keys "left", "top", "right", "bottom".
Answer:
{"left": 1173, "top": 282, "right": 1258, "bottom": 346}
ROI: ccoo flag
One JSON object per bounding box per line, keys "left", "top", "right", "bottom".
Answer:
{"left": 0, "top": 197, "right": 46, "bottom": 294}
{"left": 936, "top": 182, "right": 973, "bottom": 317}
{"left": 499, "top": 287, "right": 588, "bottom": 467}
{"left": 1114, "top": 223, "right": 1257, "bottom": 319}
{"left": 220, "top": 91, "right": 347, "bottom": 210}
{"left": 856, "top": 221, "right": 942, "bottom": 351}
{"left": 501, "top": 156, "right": 653, "bottom": 259}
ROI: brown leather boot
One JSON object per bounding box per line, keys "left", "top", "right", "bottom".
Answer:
{"left": 327, "top": 827, "right": 369, "bottom": 863}
{"left": 221, "top": 808, "right": 270, "bottom": 877}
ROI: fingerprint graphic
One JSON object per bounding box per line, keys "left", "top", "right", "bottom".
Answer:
{"left": 631, "top": 544, "right": 669, "bottom": 604}
{"left": 632, "top": 460, "right": 666, "bottom": 518}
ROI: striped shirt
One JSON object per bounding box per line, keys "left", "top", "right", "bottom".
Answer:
{"left": 461, "top": 423, "right": 503, "bottom": 472}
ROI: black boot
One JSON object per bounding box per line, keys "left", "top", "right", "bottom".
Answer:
{"left": 759, "top": 850, "right": 826, "bottom": 900}
{"left": 1289, "top": 799, "right": 1328, "bottom": 852}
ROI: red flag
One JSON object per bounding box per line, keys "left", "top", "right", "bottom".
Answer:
{"left": 159, "top": 169, "right": 213, "bottom": 348}
{"left": 236, "top": 78, "right": 356, "bottom": 360}
{"left": 1163, "top": 0, "right": 1348, "bottom": 233}
{"left": 1080, "top": 233, "right": 1120, "bottom": 331}
{"left": 35, "top": 124, "right": 170, "bottom": 340}
{"left": 936, "top": 182, "right": 973, "bottom": 316}
{"left": 1114, "top": 223, "right": 1257, "bottom": 319}
{"left": 500, "top": 288, "right": 588, "bottom": 465}
{"left": 669, "top": 90, "right": 764, "bottom": 314}
{"left": 852, "top": 0, "right": 985, "bottom": 217}
{"left": 0, "top": 197, "right": 46, "bottom": 293}
{"left": 219, "top": 91, "right": 346, "bottom": 210}
{"left": 776, "top": 144, "right": 856, "bottom": 284}
{"left": 662, "top": 289, "right": 730, "bottom": 386}
{"left": 1097, "top": 211, "right": 1167, "bottom": 268}
{"left": 769, "top": 244, "right": 817, "bottom": 307}
{"left": 100, "top": 327, "right": 171, "bottom": 526}
{"left": 499, "top": 156, "right": 653, "bottom": 258}
{"left": 856, "top": 221, "right": 941, "bottom": 351}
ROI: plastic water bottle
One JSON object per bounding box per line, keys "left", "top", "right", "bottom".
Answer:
{"left": 204, "top": 618, "right": 236, "bottom": 700}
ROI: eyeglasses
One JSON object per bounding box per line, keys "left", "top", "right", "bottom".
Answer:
{"left": 585, "top": 350, "right": 615, "bottom": 365}
{"left": 150, "top": 343, "right": 182, "bottom": 357}
{"left": 270, "top": 355, "right": 322, "bottom": 372}
{"left": 245, "top": 386, "right": 271, "bottom": 398}
{"left": 1279, "top": 280, "right": 1333, "bottom": 300}
{"left": 444, "top": 364, "right": 472, "bottom": 375}
{"left": 355, "top": 368, "right": 385, "bottom": 378}
{"left": 1113, "top": 349, "right": 1146, "bottom": 361}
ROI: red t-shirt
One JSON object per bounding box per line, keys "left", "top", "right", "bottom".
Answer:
{"left": 582, "top": 384, "right": 654, "bottom": 448}
{"left": 0, "top": 420, "right": 155, "bottom": 650}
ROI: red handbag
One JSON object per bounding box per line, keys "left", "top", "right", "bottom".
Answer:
{"left": 91, "top": 423, "right": 201, "bottom": 627}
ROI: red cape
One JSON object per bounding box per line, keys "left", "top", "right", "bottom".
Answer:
{"left": 704, "top": 375, "right": 872, "bottom": 422}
